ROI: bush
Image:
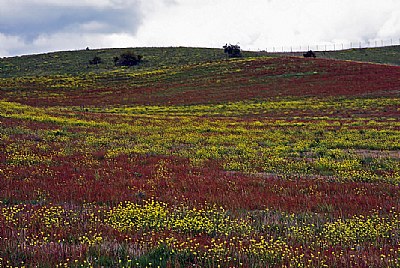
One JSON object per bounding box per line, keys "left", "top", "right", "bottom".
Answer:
{"left": 223, "top": 44, "right": 242, "bottom": 58}
{"left": 89, "top": 56, "right": 102, "bottom": 65}
{"left": 114, "top": 51, "right": 143, "bottom": 66}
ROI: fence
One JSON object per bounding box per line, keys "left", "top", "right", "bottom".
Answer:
{"left": 262, "top": 38, "right": 400, "bottom": 53}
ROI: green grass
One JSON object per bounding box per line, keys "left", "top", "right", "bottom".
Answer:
{"left": 0, "top": 47, "right": 263, "bottom": 78}
{"left": 318, "top": 45, "right": 400, "bottom": 65}
{"left": 1, "top": 46, "right": 399, "bottom": 79}
{"left": 274, "top": 45, "right": 400, "bottom": 66}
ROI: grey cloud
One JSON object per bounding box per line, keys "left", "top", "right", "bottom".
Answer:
{"left": 0, "top": 0, "right": 178, "bottom": 56}
{"left": 0, "top": 3, "right": 142, "bottom": 42}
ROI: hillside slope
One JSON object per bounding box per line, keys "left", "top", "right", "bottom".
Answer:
{"left": 0, "top": 47, "right": 262, "bottom": 77}
{"left": 1, "top": 47, "right": 400, "bottom": 267}
{"left": 1, "top": 49, "right": 400, "bottom": 107}
{"left": 275, "top": 45, "right": 400, "bottom": 66}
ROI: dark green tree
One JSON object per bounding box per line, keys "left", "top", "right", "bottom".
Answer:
{"left": 223, "top": 44, "right": 242, "bottom": 58}
{"left": 115, "top": 51, "right": 143, "bottom": 66}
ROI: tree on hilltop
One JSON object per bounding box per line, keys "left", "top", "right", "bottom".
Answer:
{"left": 223, "top": 44, "right": 242, "bottom": 58}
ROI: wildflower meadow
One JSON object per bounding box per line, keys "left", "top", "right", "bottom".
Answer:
{"left": 1, "top": 47, "right": 400, "bottom": 267}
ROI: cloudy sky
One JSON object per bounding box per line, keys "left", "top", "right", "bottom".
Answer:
{"left": 1, "top": 0, "right": 400, "bottom": 56}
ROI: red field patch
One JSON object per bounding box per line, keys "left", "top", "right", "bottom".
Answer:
{"left": 2, "top": 57, "right": 400, "bottom": 107}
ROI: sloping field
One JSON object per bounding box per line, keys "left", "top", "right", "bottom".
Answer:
{"left": 0, "top": 47, "right": 261, "bottom": 77}
{"left": 1, "top": 48, "right": 400, "bottom": 267}
{"left": 277, "top": 45, "right": 400, "bottom": 66}
{"left": 1, "top": 56, "right": 400, "bottom": 106}
{"left": 319, "top": 45, "right": 400, "bottom": 66}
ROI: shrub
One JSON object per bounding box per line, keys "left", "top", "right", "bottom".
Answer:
{"left": 89, "top": 56, "right": 102, "bottom": 65}
{"left": 114, "top": 51, "right": 143, "bottom": 66}
{"left": 223, "top": 44, "right": 242, "bottom": 58}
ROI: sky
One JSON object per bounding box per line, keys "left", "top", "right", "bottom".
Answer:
{"left": 1, "top": 0, "right": 400, "bottom": 56}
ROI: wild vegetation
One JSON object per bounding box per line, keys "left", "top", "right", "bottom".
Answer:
{"left": 279, "top": 45, "right": 400, "bottom": 66}
{"left": 0, "top": 47, "right": 400, "bottom": 267}
{"left": 113, "top": 51, "right": 143, "bottom": 67}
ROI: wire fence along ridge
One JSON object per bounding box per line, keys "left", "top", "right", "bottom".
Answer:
{"left": 261, "top": 38, "right": 400, "bottom": 53}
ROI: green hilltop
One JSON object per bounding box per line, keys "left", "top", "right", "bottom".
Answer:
{"left": 276, "top": 45, "right": 400, "bottom": 66}
{"left": 1, "top": 45, "right": 399, "bottom": 79}
{"left": 319, "top": 45, "right": 400, "bottom": 65}
{"left": 0, "top": 47, "right": 263, "bottom": 78}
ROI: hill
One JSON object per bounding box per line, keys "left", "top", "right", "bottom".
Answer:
{"left": 274, "top": 45, "right": 400, "bottom": 66}
{"left": 0, "top": 47, "right": 262, "bottom": 78}
{"left": 319, "top": 45, "right": 400, "bottom": 65}
{"left": 1, "top": 47, "right": 400, "bottom": 267}
{"left": 1, "top": 47, "right": 400, "bottom": 107}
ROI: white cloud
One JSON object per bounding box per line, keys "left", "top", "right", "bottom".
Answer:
{"left": 1, "top": 0, "right": 124, "bottom": 9}
{"left": 79, "top": 21, "right": 110, "bottom": 32}
{"left": 131, "top": 0, "right": 400, "bottom": 51}
{"left": 2, "top": 31, "right": 144, "bottom": 57}
{"left": 26, "top": 32, "right": 138, "bottom": 54}
{"left": 0, "top": 0, "right": 399, "bottom": 56}
{"left": 377, "top": 9, "right": 400, "bottom": 38}
{"left": 0, "top": 33, "right": 27, "bottom": 57}
{"left": 0, "top": 0, "right": 178, "bottom": 56}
